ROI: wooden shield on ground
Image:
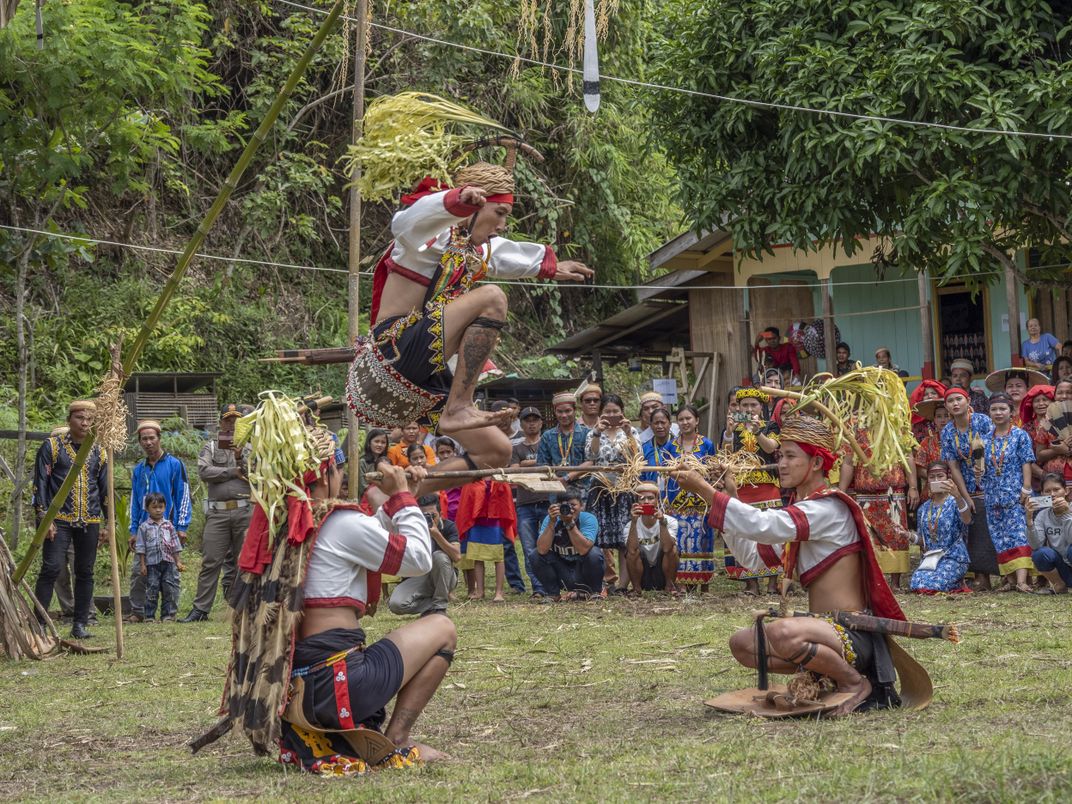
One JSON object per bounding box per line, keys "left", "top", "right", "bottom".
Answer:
{"left": 704, "top": 685, "right": 855, "bottom": 718}
{"left": 284, "top": 677, "right": 398, "bottom": 763}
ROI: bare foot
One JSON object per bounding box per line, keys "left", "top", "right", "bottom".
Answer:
{"left": 438, "top": 404, "right": 511, "bottom": 433}
{"left": 411, "top": 742, "right": 450, "bottom": 763}
{"left": 491, "top": 595, "right": 505, "bottom": 603}
{"left": 831, "top": 675, "right": 872, "bottom": 716}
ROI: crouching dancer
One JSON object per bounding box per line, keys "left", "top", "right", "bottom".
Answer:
{"left": 192, "top": 453, "right": 454, "bottom": 773}
{"left": 672, "top": 415, "right": 910, "bottom": 716}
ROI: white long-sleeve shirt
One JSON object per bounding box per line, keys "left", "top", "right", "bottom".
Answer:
{"left": 388, "top": 188, "right": 557, "bottom": 283}
{"left": 708, "top": 490, "right": 861, "bottom": 586}
{"left": 303, "top": 492, "right": 431, "bottom": 615}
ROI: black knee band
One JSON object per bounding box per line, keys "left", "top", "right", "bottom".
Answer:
{"left": 755, "top": 617, "right": 769, "bottom": 691}
{"left": 471, "top": 316, "right": 506, "bottom": 331}
{"left": 434, "top": 648, "right": 455, "bottom": 666}
{"left": 787, "top": 641, "right": 819, "bottom": 668}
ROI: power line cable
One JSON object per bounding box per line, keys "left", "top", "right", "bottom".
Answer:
{"left": 275, "top": 0, "right": 1072, "bottom": 142}
{"left": 3, "top": 222, "right": 992, "bottom": 290}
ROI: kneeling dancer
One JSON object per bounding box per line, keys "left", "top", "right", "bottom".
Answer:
{"left": 193, "top": 447, "right": 454, "bottom": 773}
{"left": 673, "top": 415, "right": 919, "bottom": 715}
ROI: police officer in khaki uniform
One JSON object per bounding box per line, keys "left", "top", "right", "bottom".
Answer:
{"left": 180, "top": 403, "right": 252, "bottom": 622}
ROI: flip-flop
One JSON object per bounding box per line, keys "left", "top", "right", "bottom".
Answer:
{"left": 1015, "top": 583, "right": 1035, "bottom": 593}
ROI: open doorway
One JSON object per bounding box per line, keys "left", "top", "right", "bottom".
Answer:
{"left": 936, "top": 286, "right": 990, "bottom": 378}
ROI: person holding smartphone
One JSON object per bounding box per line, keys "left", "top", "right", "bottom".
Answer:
{"left": 908, "top": 463, "right": 972, "bottom": 594}
{"left": 1027, "top": 473, "right": 1072, "bottom": 594}
{"left": 533, "top": 492, "right": 603, "bottom": 601}
{"left": 624, "top": 483, "right": 679, "bottom": 594}
{"left": 585, "top": 393, "right": 640, "bottom": 593}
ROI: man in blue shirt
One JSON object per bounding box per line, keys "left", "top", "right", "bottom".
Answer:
{"left": 127, "top": 420, "right": 192, "bottom": 621}
{"left": 533, "top": 490, "right": 604, "bottom": 600}
{"left": 535, "top": 391, "right": 591, "bottom": 500}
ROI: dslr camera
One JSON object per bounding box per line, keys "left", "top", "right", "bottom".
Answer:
{"left": 558, "top": 500, "right": 575, "bottom": 516}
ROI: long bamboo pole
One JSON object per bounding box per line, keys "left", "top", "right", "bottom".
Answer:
{"left": 346, "top": 0, "right": 368, "bottom": 498}
{"left": 13, "top": 0, "right": 346, "bottom": 585}
{"left": 362, "top": 463, "right": 779, "bottom": 482}
{"left": 105, "top": 450, "right": 123, "bottom": 658}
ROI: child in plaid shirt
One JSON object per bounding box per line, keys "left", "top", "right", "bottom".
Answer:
{"left": 135, "top": 492, "right": 183, "bottom": 621}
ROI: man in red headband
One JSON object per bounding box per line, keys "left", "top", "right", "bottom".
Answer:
{"left": 672, "top": 414, "right": 907, "bottom": 715}
{"left": 349, "top": 159, "right": 593, "bottom": 488}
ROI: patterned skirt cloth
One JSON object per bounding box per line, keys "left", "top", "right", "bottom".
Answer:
{"left": 668, "top": 500, "right": 715, "bottom": 586}
{"left": 590, "top": 488, "right": 635, "bottom": 550}
{"left": 856, "top": 490, "right": 910, "bottom": 574}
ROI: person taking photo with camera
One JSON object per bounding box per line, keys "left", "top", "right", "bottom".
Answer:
{"left": 624, "top": 483, "right": 679, "bottom": 594}
{"left": 533, "top": 491, "right": 603, "bottom": 601}
{"left": 388, "top": 495, "right": 462, "bottom": 616}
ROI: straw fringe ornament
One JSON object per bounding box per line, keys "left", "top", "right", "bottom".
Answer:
{"left": 342, "top": 92, "right": 511, "bottom": 202}
{"left": 93, "top": 342, "right": 128, "bottom": 453}
{"left": 763, "top": 366, "right": 917, "bottom": 477}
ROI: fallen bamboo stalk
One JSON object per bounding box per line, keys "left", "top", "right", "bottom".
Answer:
{"left": 363, "top": 463, "right": 778, "bottom": 482}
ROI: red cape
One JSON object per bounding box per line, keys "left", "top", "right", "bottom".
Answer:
{"left": 792, "top": 487, "right": 905, "bottom": 621}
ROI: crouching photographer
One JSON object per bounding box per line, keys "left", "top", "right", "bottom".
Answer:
{"left": 533, "top": 491, "right": 604, "bottom": 601}
{"left": 388, "top": 495, "right": 461, "bottom": 616}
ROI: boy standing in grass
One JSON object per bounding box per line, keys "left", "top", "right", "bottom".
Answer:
{"left": 135, "top": 492, "right": 183, "bottom": 621}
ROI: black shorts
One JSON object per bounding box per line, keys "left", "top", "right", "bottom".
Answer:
{"left": 290, "top": 627, "right": 404, "bottom": 731}
{"left": 640, "top": 553, "right": 666, "bottom": 591}
{"left": 373, "top": 306, "right": 452, "bottom": 400}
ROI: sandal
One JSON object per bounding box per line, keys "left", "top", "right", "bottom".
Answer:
{"left": 1015, "top": 583, "right": 1035, "bottom": 594}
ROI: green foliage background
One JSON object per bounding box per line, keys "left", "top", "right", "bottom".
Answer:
{"left": 0, "top": 0, "right": 680, "bottom": 432}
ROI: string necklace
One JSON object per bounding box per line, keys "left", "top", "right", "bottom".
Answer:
{"left": 557, "top": 427, "right": 575, "bottom": 466}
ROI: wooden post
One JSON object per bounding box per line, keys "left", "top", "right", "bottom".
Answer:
{"left": 1004, "top": 262, "right": 1023, "bottom": 367}
{"left": 105, "top": 450, "right": 124, "bottom": 659}
{"left": 346, "top": 0, "right": 368, "bottom": 497}
{"left": 822, "top": 277, "right": 836, "bottom": 372}
{"left": 918, "top": 271, "right": 935, "bottom": 379}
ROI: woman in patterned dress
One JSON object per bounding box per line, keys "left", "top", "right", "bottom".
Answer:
{"left": 840, "top": 424, "right": 919, "bottom": 589}
{"left": 1021, "top": 385, "right": 1059, "bottom": 489}
{"left": 663, "top": 404, "right": 717, "bottom": 591}
{"left": 909, "top": 462, "right": 972, "bottom": 594}
{"left": 585, "top": 393, "right": 640, "bottom": 592}
{"left": 724, "top": 387, "right": 783, "bottom": 594}
{"left": 913, "top": 399, "right": 949, "bottom": 484}
{"left": 909, "top": 380, "right": 948, "bottom": 443}
{"left": 981, "top": 393, "right": 1036, "bottom": 593}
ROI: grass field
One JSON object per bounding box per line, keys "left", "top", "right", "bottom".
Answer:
{"left": 2, "top": 560, "right": 1071, "bottom": 803}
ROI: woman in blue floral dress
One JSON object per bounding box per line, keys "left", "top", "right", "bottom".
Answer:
{"left": 663, "top": 405, "right": 717, "bottom": 591}
{"left": 910, "top": 462, "right": 972, "bottom": 594}
{"left": 981, "top": 394, "right": 1036, "bottom": 593}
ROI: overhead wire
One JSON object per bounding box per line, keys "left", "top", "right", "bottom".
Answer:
{"left": 275, "top": 0, "right": 1072, "bottom": 142}
{"left": 5, "top": 222, "right": 1022, "bottom": 290}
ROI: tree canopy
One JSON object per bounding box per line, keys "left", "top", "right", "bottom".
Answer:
{"left": 653, "top": 0, "right": 1072, "bottom": 285}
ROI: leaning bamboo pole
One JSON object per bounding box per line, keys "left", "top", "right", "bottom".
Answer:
{"left": 13, "top": 0, "right": 346, "bottom": 585}
{"left": 105, "top": 451, "right": 123, "bottom": 658}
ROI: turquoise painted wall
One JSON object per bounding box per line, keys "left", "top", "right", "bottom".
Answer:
{"left": 751, "top": 263, "right": 1030, "bottom": 380}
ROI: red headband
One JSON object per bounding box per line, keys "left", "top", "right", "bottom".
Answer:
{"left": 401, "top": 177, "right": 514, "bottom": 208}
{"left": 944, "top": 387, "right": 969, "bottom": 401}
{"left": 792, "top": 441, "right": 837, "bottom": 474}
